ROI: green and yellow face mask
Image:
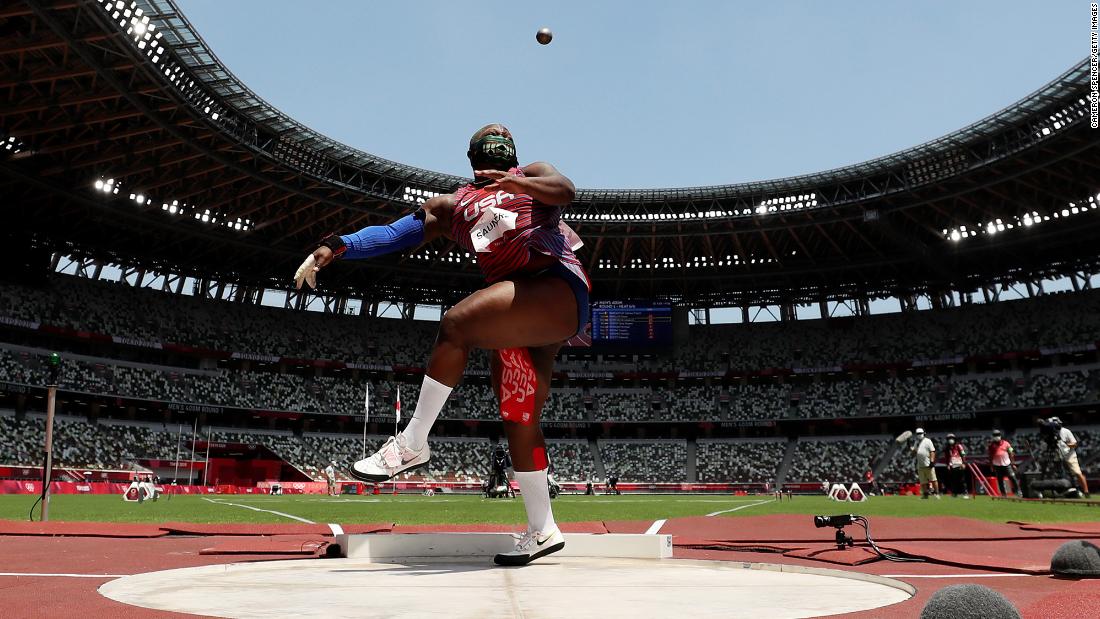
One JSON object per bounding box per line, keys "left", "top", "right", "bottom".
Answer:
{"left": 468, "top": 134, "right": 518, "bottom": 173}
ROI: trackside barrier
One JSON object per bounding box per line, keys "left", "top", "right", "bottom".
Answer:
{"left": 0, "top": 480, "right": 217, "bottom": 495}
{"left": 967, "top": 462, "right": 999, "bottom": 497}
{"left": 0, "top": 479, "right": 791, "bottom": 495}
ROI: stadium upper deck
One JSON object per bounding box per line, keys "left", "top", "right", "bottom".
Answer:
{"left": 2, "top": 0, "right": 1099, "bottom": 308}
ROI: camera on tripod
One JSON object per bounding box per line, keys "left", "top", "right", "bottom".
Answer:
{"left": 814, "top": 514, "right": 857, "bottom": 550}
{"left": 1037, "top": 417, "right": 1061, "bottom": 450}
{"left": 1021, "top": 417, "right": 1080, "bottom": 499}
{"left": 482, "top": 444, "right": 514, "bottom": 499}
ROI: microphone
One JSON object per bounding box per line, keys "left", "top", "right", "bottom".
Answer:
{"left": 813, "top": 514, "right": 859, "bottom": 528}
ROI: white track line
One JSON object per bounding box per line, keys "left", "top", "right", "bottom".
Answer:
{"left": 328, "top": 523, "right": 345, "bottom": 536}
{"left": 645, "top": 519, "right": 667, "bottom": 535}
{"left": 883, "top": 573, "right": 1035, "bottom": 579}
{"left": 202, "top": 498, "right": 315, "bottom": 524}
{"left": 706, "top": 499, "right": 772, "bottom": 517}
{"left": 0, "top": 572, "right": 127, "bottom": 578}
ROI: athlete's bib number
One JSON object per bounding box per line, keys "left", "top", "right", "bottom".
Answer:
{"left": 470, "top": 207, "right": 518, "bottom": 253}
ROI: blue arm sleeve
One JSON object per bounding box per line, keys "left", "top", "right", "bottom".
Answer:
{"left": 339, "top": 213, "right": 425, "bottom": 260}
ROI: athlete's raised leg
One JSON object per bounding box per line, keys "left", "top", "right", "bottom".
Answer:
{"left": 351, "top": 273, "right": 578, "bottom": 483}
{"left": 400, "top": 273, "right": 577, "bottom": 444}
{"left": 429, "top": 275, "right": 577, "bottom": 386}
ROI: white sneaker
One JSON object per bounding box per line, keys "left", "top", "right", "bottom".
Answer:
{"left": 494, "top": 527, "right": 565, "bottom": 566}
{"left": 350, "top": 435, "right": 429, "bottom": 483}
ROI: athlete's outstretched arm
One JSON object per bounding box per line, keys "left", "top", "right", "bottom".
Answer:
{"left": 293, "top": 194, "right": 455, "bottom": 289}
{"left": 476, "top": 161, "right": 576, "bottom": 206}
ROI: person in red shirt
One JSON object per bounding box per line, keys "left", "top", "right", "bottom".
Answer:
{"left": 987, "top": 429, "right": 1021, "bottom": 497}
{"left": 863, "top": 460, "right": 882, "bottom": 496}
{"left": 945, "top": 434, "right": 969, "bottom": 498}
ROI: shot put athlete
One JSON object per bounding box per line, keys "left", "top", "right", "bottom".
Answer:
{"left": 294, "top": 124, "right": 589, "bottom": 565}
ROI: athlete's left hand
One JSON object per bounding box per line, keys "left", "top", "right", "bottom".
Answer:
{"left": 475, "top": 169, "right": 525, "bottom": 193}
{"left": 293, "top": 246, "right": 333, "bottom": 290}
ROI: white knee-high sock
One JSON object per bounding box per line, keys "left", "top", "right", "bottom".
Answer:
{"left": 399, "top": 375, "right": 452, "bottom": 451}
{"left": 514, "top": 469, "right": 557, "bottom": 533}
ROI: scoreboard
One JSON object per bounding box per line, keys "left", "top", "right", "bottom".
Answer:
{"left": 590, "top": 301, "right": 672, "bottom": 346}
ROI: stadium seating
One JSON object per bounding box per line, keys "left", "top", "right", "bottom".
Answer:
{"left": 593, "top": 389, "right": 656, "bottom": 422}
{"left": 4, "top": 342, "right": 1099, "bottom": 427}
{"left": 3, "top": 274, "right": 1100, "bottom": 485}
{"left": 7, "top": 276, "right": 1100, "bottom": 374}
{"left": 0, "top": 408, "right": 1094, "bottom": 486}
{"left": 792, "top": 382, "right": 860, "bottom": 418}
{"left": 597, "top": 440, "right": 687, "bottom": 482}
{"left": 729, "top": 382, "right": 790, "bottom": 420}
{"left": 547, "top": 439, "right": 594, "bottom": 481}
{"left": 1016, "top": 370, "right": 1094, "bottom": 407}
{"left": 785, "top": 437, "right": 887, "bottom": 484}
{"left": 942, "top": 377, "right": 1012, "bottom": 412}
{"left": 695, "top": 439, "right": 786, "bottom": 483}
{"left": 0, "top": 413, "right": 178, "bottom": 469}
{"left": 655, "top": 384, "right": 720, "bottom": 421}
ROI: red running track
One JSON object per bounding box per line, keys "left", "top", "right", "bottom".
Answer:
{"left": 0, "top": 515, "right": 1096, "bottom": 618}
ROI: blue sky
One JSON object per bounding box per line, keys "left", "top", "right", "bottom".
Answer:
{"left": 178, "top": 1, "right": 1083, "bottom": 189}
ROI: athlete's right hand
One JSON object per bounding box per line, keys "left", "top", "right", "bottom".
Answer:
{"left": 294, "top": 246, "right": 334, "bottom": 289}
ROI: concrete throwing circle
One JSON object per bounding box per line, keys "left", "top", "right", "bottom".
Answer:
{"left": 99, "top": 557, "right": 913, "bottom": 619}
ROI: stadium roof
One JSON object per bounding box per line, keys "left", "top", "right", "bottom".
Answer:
{"left": 3, "top": 0, "right": 1100, "bottom": 308}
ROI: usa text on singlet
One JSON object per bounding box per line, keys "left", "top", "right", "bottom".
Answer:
{"left": 450, "top": 167, "right": 586, "bottom": 284}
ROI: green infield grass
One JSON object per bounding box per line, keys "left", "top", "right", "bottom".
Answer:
{"left": 0, "top": 493, "right": 1096, "bottom": 526}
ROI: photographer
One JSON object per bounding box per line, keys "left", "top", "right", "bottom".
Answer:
{"left": 987, "top": 429, "right": 1020, "bottom": 497}
{"left": 1050, "top": 417, "right": 1090, "bottom": 498}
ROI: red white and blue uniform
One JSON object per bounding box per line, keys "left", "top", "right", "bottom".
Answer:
{"left": 451, "top": 167, "right": 592, "bottom": 424}
{"left": 450, "top": 166, "right": 590, "bottom": 291}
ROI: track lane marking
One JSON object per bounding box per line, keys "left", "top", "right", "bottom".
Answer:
{"left": 645, "top": 519, "right": 666, "bottom": 534}
{"left": 705, "top": 499, "right": 772, "bottom": 517}
{"left": 202, "top": 498, "right": 315, "bottom": 524}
